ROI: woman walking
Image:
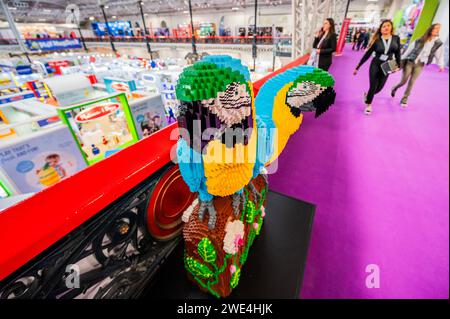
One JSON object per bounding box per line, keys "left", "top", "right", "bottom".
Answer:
{"left": 391, "top": 23, "right": 445, "bottom": 107}
{"left": 311, "top": 18, "right": 337, "bottom": 71}
{"left": 353, "top": 20, "right": 401, "bottom": 115}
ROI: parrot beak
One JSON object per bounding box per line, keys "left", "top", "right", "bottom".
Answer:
{"left": 313, "top": 87, "right": 336, "bottom": 118}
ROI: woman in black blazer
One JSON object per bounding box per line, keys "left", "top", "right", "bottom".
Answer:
{"left": 353, "top": 20, "right": 401, "bottom": 115}
{"left": 312, "top": 18, "right": 337, "bottom": 71}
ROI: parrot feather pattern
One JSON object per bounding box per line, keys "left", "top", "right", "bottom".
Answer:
{"left": 176, "top": 55, "right": 336, "bottom": 297}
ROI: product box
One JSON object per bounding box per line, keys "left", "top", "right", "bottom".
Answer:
{"left": 128, "top": 94, "right": 168, "bottom": 139}
{"left": 0, "top": 178, "right": 12, "bottom": 198}
{"left": 43, "top": 73, "right": 95, "bottom": 106}
{"left": 58, "top": 93, "right": 139, "bottom": 165}
{"left": 0, "top": 125, "right": 87, "bottom": 194}
{"left": 104, "top": 77, "right": 137, "bottom": 94}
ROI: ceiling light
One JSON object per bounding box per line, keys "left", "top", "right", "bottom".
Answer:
{"left": 39, "top": 18, "right": 46, "bottom": 21}
{"left": 183, "top": 10, "right": 189, "bottom": 13}
{"left": 105, "top": 5, "right": 109, "bottom": 9}
{"left": 112, "top": 15, "right": 117, "bottom": 18}
{"left": 8, "top": 7, "right": 17, "bottom": 11}
{"left": 232, "top": 7, "right": 239, "bottom": 11}
{"left": 43, "top": 9, "right": 51, "bottom": 13}
{"left": 89, "top": 16, "right": 95, "bottom": 20}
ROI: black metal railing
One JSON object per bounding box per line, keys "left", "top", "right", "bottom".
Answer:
{"left": 0, "top": 164, "right": 180, "bottom": 299}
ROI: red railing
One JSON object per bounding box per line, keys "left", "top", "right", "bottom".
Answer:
{"left": 0, "top": 123, "right": 178, "bottom": 281}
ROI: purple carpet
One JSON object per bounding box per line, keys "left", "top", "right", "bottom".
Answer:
{"left": 269, "top": 46, "right": 449, "bottom": 299}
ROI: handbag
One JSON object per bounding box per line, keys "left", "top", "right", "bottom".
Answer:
{"left": 307, "top": 49, "right": 319, "bottom": 67}
{"left": 380, "top": 59, "right": 398, "bottom": 76}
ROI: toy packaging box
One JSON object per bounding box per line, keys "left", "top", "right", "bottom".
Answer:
{"left": 129, "top": 94, "right": 167, "bottom": 139}
{"left": 58, "top": 93, "right": 139, "bottom": 165}
{"left": 0, "top": 125, "right": 87, "bottom": 194}
{"left": 104, "top": 77, "right": 137, "bottom": 94}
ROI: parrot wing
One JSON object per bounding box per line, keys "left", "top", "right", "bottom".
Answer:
{"left": 177, "top": 138, "right": 206, "bottom": 193}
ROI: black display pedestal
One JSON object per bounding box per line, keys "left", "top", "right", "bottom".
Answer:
{"left": 141, "top": 190, "right": 315, "bottom": 299}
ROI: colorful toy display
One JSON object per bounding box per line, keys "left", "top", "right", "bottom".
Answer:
{"left": 58, "top": 93, "right": 139, "bottom": 165}
{"left": 176, "top": 56, "right": 335, "bottom": 297}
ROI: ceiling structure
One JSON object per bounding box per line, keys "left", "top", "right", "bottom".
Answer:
{"left": 0, "top": 0, "right": 392, "bottom": 25}
{"left": 0, "top": 0, "right": 291, "bottom": 24}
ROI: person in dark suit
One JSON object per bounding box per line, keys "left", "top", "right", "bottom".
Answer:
{"left": 356, "top": 29, "right": 366, "bottom": 50}
{"left": 312, "top": 18, "right": 337, "bottom": 71}
{"left": 353, "top": 20, "right": 401, "bottom": 115}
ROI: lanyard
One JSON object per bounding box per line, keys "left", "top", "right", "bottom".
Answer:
{"left": 382, "top": 36, "right": 392, "bottom": 55}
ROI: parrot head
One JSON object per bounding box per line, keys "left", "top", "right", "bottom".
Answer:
{"left": 176, "top": 59, "right": 254, "bottom": 154}
{"left": 285, "top": 68, "right": 336, "bottom": 118}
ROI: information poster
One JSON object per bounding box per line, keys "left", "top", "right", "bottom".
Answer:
{"left": 0, "top": 126, "right": 87, "bottom": 194}
{"left": 58, "top": 93, "right": 139, "bottom": 165}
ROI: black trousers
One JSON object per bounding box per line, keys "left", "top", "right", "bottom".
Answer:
{"left": 356, "top": 41, "right": 363, "bottom": 50}
{"left": 318, "top": 55, "right": 332, "bottom": 71}
{"left": 366, "top": 59, "right": 389, "bottom": 104}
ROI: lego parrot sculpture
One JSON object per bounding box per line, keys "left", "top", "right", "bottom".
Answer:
{"left": 176, "top": 55, "right": 335, "bottom": 229}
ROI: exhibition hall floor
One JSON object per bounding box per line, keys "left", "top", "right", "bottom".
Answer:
{"left": 269, "top": 47, "right": 449, "bottom": 298}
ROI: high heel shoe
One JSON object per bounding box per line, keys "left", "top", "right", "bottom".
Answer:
{"left": 364, "top": 104, "right": 372, "bottom": 115}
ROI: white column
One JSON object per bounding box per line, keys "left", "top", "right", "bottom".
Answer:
{"left": 433, "top": 0, "right": 449, "bottom": 44}
{"left": 433, "top": 0, "right": 449, "bottom": 66}
{"left": 387, "top": 0, "right": 402, "bottom": 20}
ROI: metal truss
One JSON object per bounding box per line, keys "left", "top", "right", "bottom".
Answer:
{"left": 292, "top": 0, "right": 348, "bottom": 58}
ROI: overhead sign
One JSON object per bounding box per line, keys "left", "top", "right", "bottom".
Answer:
{"left": 25, "top": 38, "right": 82, "bottom": 51}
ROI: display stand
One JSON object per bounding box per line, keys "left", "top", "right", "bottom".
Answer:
{"left": 141, "top": 190, "right": 315, "bottom": 299}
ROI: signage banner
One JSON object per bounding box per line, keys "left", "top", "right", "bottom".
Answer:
{"left": 0, "top": 92, "right": 35, "bottom": 105}
{"left": 25, "top": 38, "right": 82, "bottom": 51}
{"left": 336, "top": 18, "right": 351, "bottom": 56}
